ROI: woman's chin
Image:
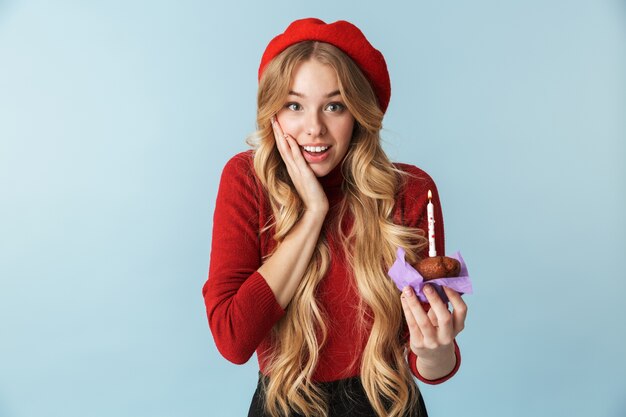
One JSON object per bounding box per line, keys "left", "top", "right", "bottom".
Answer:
{"left": 310, "top": 163, "right": 332, "bottom": 178}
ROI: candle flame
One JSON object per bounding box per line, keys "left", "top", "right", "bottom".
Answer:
{"left": 428, "top": 189, "right": 432, "bottom": 200}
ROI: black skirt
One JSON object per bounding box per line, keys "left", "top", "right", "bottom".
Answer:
{"left": 248, "top": 373, "right": 428, "bottom": 417}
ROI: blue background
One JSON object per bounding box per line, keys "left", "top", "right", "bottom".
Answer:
{"left": 1, "top": 1, "right": 625, "bottom": 416}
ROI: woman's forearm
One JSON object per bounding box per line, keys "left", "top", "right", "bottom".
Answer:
{"left": 258, "top": 209, "right": 327, "bottom": 308}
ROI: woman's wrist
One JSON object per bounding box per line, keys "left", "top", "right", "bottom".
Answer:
{"left": 301, "top": 205, "right": 329, "bottom": 223}
{"left": 414, "top": 342, "right": 456, "bottom": 380}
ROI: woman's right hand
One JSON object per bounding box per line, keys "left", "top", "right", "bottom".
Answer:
{"left": 271, "top": 117, "right": 329, "bottom": 215}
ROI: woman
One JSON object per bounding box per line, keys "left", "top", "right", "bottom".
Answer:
{"left": 202, "top": 18, "right": 468, "bottom": 417}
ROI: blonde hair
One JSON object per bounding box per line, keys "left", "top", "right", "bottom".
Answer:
{"left": 247, "top": 41, "right": 429, "bottom": 417}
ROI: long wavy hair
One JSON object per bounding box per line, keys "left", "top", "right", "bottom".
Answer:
{"left": 247, "top": 41, "right": 429, "bottom": 417}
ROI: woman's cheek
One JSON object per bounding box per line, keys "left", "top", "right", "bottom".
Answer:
{"left": 339, "top": 119, "right": 355, "bottom": 143}
{"left": 277, "top": 115, "right": 300, "bottom": 137}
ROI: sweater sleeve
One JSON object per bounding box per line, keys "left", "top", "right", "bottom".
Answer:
{"left": 202, "top": 152, "right": 285, "bottom": 365}
{"left": 397, "top": 164, "right": 461, "bottom": 384}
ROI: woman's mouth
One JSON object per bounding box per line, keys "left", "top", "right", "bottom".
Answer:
{"left": 302, "top": 145, "right": 330, "bottom": 154}
{"left": 301, "top": 145, "right": 332, "bottom": 163}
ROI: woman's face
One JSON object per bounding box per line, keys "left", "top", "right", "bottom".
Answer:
{"left": 276, "top": 59, "right": 355, "bottom": 177}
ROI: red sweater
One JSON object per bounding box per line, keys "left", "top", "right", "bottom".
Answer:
{"left": 202, "top": 151, "right": 460, "bottom": 384}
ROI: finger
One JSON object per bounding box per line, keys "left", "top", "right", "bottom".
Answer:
{"left": 283, "top": 135, "right": 308, "bottom": 175}
{"left": 400, "top": 292, "right": 422, "bottom": 340}
{"left": 402, "top": 286, "right": 437, "bottom": 347}
{"left": 443, "top": 286, "right": 468, "bottom": 335}
{"left": 427, "top": 307, "right": 438, "bottom": 327}
{"left": 270, "top": 117, "right": 285, "bottom": 148}
{"left": 423, "top": 284, "right": 453, "bottom": 342}
{"left": 271, "top": 117, "right": 288, "bottom": 155}
{"left": 271, "top": 118, "right": 288, "bottom": 153}
{"left": 271, "top": 118, "right": 297, "bottom": 171}
{"left": 271, "top": 118, "right": 311, "bottom": 173}
{"left": 400, "top": 293, "right": 424, "bottom": 350}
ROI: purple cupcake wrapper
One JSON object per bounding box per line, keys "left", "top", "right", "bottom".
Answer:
{"left": 388, "top": 247, "right": 473, "bottom": 303}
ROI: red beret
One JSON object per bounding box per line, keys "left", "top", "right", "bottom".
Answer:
{"left": 258, "top": 18, "right": 391, "bottom": 114}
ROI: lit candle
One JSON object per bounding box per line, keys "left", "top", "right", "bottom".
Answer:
{"left": 427, "top": 190, "right": 436, "bottom": 257}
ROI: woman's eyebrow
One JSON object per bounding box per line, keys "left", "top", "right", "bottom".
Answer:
{"left": 288, "top": 90, "right": 341, "bottom": 98}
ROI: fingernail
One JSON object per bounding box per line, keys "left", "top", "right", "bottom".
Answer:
{"left": 403, "top": 287, "right": 413, "bottom": 297}
{"left": 270, "top": 116, "right": 275, "bottom": 125}
{"left": 424, "top": 285, "right": 434, "bottom": 294}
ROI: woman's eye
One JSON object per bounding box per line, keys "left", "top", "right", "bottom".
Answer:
{"left": 286, "top": 102, "right": 302, "bottom": 111}
{"left": 325, "top": 102, "right": 345, "bottom": 112}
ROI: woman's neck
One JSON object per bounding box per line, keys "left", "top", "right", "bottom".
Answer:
{"left": 318, "top": 162, "right": 344, "bottom": 191}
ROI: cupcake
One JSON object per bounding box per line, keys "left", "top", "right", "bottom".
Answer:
{"left": 414, "top": 256, "right": 461, "bottom": 281}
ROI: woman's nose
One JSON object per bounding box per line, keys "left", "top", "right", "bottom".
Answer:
{"left": 305, "top": 112, "right": 327, "bottom": 137}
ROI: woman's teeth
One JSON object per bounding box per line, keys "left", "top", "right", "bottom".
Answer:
{"left": 302, "top": 145, "right": 329, "bottom": 153}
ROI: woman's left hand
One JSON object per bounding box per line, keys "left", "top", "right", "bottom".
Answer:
{"left": 400, "top": 284, "right": 467, "bottom": 375}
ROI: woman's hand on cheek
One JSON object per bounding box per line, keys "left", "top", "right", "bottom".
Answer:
{"left": 400, "top": 285, "right": 467, "bottom": 365}
{"left": 271, "top": 117, "right": 329, "bottom": 215}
